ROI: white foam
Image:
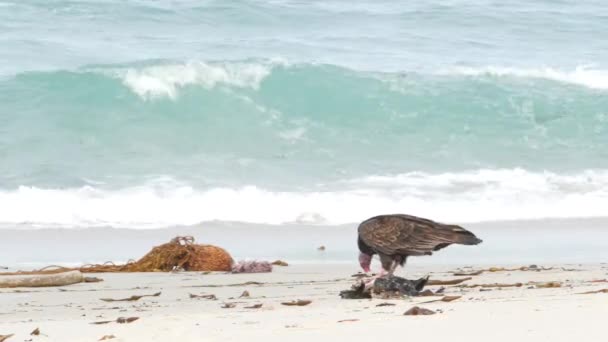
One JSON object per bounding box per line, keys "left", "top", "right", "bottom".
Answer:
{"left": 440, "top": 65, "right": 608, "bottom": 90}
{"left": 1, "top": 169, "right": 608, "bottom": 229}
{"left": 119, "top": 61, "right": 272, "bottom": 99}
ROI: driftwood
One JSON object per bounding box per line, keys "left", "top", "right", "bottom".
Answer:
{"left": 460, "top": 282, "right": 523, "bottom": 288}
{"left": 0, "top": 270, "right": 83, "bottom": 288}
{"left": 0, "top": 334, "right": 13, "bottom": 342}
{"left": 282, "top": 300, "right": 312, "bottom": 306}
{"left": 91, "top": 317, "right": 139, "bottom": 325}
{"left": 579, "top": 288, "right": 608, "bottom": 294}
{"left": 453, "top": 270, "right": 483, "bottom": 276}
{"left": 419, "top": 295, "right": 462, "bottom": 304}
{"left": 100, "top": 292, "right": 161, "bottom": 302}
{"left": 427, "top": 277, "right": 472, "bottom": 286}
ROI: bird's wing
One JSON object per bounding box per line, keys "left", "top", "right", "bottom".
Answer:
{"left": 358, "top": 215, "right": 416, "bottom": 256}
{"left": 359, "top": 215, "right": 472, "bottom": 255}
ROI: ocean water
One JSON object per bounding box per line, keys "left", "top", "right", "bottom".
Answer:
{"left": 1, "top": 0, "right": 608, "bottom": 235}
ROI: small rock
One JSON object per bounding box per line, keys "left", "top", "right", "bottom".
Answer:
{"left": 404, "top": 306, "right": 435, "bottom": 316}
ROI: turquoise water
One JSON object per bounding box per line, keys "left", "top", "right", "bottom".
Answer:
{"left": 1, "top": 0, "right": 608, "bottom": 228}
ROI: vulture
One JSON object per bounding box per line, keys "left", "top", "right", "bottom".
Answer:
{"left": 358, "top": 214, "right": 482, "bottom": 275}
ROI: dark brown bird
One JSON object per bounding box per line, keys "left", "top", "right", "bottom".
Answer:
{"left": 358, "top": 214, "right": 482, "bottom": 276}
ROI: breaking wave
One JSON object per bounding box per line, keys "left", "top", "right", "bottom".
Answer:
{"left": 2, "top": 169, "right": 608, "bottom": 228}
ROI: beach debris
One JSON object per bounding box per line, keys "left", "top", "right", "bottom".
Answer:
{"left": 189, "top": 293, "right": 217, "bottom": 300}
{"left": 376, "top": 302, "right": 396, "bottom": 307}
{"left": 84, "top": 277, "right": 104, "bottom": 283}
{"left": 579, "top": 288, "right": 608, "bottom": 294}
{"left": 100, "top": 292, "right": 161, "bottom": 302}
{"left": 427, "top": 277, "right": 472, "bottom": 286}
{"left": 417, "top": 289, "right": 438, "bottom": 297}
{"left": 281, "top": 300, "right": 312, "bottom": 306}
{"left": 99, "top": 335, "right": 116, "bottom": 341}
{"left": 231, "top": 261, "right": 272, "bottom": 273}
{"left": 91, "top": 317, "right": 139, "bottom": 325}
{"left": 317, "top": 246, "right": 326, "bottom": 251}
{"left": 351, "top": 273, "right": 370, "bottom": 279}
{"left": 373, "top": 276, "right": 428, "bottom": 298}
{"left": 0, "top": 270, "right": 84, "bottom": 288}
{"left": 590, "top": 279, "right": 608, "bottom": 283}
{"left": 245, "top": 304, "right": 263, "bottom": 309}
{"left": 341, "top": 275, "right": 428, "bottom": 299}
{"left": 117, "top": 317, "right": 139, "bottom": 324}
{"left": 460, "top": 283, "right": 523, "bottom": 288}
{"left": 30, "top": 328, "right": 40, "bottom": 336}
{"left": 338, "top": 319, "right": 359, "bottom": 323}
{"left": 221, "top": 303, "right": 237, "bottom": 309}
{"left": 77, "top": 236, "right": 234, "bottom": 273}
{"left": 482, "top": 266, "right": 553, "bottom": 273}
{"left": 239, "top": 290, "right": 250, "bottom": 298}
{"left": 404, "top": 306, "right": 435, "bottom": 316}
{"left": 534, "top": 281, "right": 562, "bottom": 288}
{"left": 453, "top": 270, "right": 483, "bottom": 276}
{"left": 271, "top": 260, "right": 289, "bottom": 266}
{"left": 340, "top": 282, "right": 372, "bottom": 299}
{"left": 0, "top": 335, "right": 13, "bottom": 342}
{"left": 419, "top": 295, "right": 462, "bottom": 304}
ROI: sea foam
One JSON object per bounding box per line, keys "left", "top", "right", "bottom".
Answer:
{"left": 119, "top": 61, "right": 273, "bottom": 99}
{"left": 1, "top": 169, "right": 608, "bottom": 229}
{"left": 441, "top": 65, "right": 608, "bottom": 90}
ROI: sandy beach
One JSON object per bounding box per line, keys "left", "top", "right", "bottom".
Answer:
{"left": 1, "top": 263, "right": 607, "bottom": 341}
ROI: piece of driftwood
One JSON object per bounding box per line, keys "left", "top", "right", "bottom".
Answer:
{"left": 99, "top": 335, "right": 116, "bottom": 341}
{"left": 419, "top": 295, "right": 462, "bottom": 304}
{"left": 0, "top": 334, "right": 13, "bottom": 342}
{"left": 281, "top": 300, "right": 312, "bottom": 306}
{"left": 100, "top": 292, "right": 161, "bottom": 302}
{"left": 590, "top": 279, "right": 608, "bottom": 283}
{"left": 245, "top": 304, "right": 263, "bottom": 309}
{"left": 376, "top": 302, "right": 396, "bottom": 307}
{"left": 189, "top": 293, "right": 217, "bottom": 300}
{"left": 579, "top": 288, "right": 608, "bottom": 294}
{"left": 461, "top": 283, "right": 523, "bottom": 288}
{"left": 404, "top": 306, "right": 435, "bottom": 315}
{"left": 427, "top": 277, "right": 472, "bottom": 286}
{"left": 84, "top": 277, "right": 103, "bottom": 283}
{"left": 534, "top": 282, "right": 562, "bottom": 288}
{"left": 91, "top": 317, "right": 139, "bottom": 325}
{"left": 0, "top": 270, "right": 83, "bottom": 288}
{"left": 30, "top": 328, "right": 40, "bottom": 336}
{"left": 453, "top": 270, "right": 483, "bottom": 276}
{"left": 221, "top": 303, "right": 237, "bottom": 308}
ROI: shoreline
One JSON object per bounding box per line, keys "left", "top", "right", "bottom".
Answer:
{"left": 1, "top": 217, "right": 607, "bottom": 269}
{"left": 1, "top": 263, "right": 607, "bottom": 341}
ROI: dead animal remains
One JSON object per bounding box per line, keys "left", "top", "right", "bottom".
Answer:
{"left": 340, "top": 275, "right": 428, "bottom": 299}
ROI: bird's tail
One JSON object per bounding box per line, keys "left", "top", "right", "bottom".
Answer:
{"left": 441, "top": 225, "right": 483, "bottom": 245}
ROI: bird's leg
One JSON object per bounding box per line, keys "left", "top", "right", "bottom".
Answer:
{"left": 362, "top": 265, "right": 391, "bottom": 292}
{"left": 387, "top": 261, "right": 399, "bottom": 277}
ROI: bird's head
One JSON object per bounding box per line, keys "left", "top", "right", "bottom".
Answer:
{"left": 358, "top": 252, "right": 372, "bottom": 273}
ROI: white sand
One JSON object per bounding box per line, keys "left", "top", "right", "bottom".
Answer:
{"left": 1, "top": 263, "right": 607, "bottom": 342}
